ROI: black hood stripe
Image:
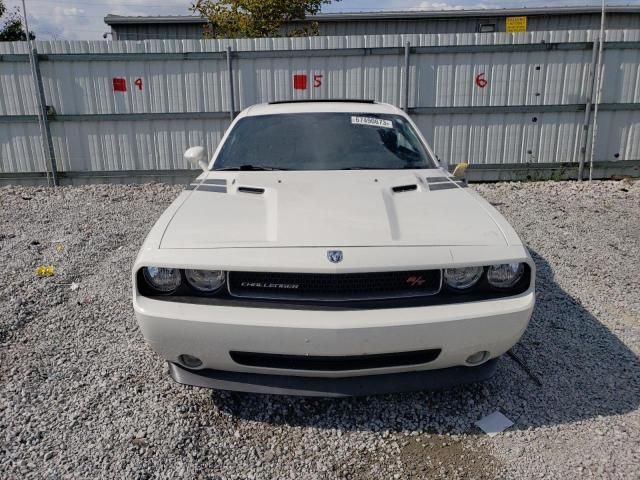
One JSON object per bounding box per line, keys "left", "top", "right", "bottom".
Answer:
{"left": 184, "top": 184, "right": 227, "bottom": 193}
{"left": 202, "top": 179, "right": 227, "bottom": 186}
{"left": 426, "top": 176, "right": 454, "bottom": 183}
{"left": 197, "top": 185, "right": 227, "bottom": 193}
{"left": 429, "top": 182, "right": 466, "bottom": 191}
{"left": 185, "top": 178, "right": 228, "bottom": 192}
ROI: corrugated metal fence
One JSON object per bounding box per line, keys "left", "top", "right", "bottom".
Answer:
{"left": 1, "top": 29, "right": 639, "bottom": 184}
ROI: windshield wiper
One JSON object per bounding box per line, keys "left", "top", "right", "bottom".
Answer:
{"left": 340, "top": 167, "right": 393, "bottom": 170}
{"left": 340, "top": 166, "right": 423, "bottom": 170}
{"left": 215, "top": 165, "right": 290, "bottom": 171}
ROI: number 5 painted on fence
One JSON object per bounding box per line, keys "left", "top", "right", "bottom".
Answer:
{"left": 314, "top": 74, "right": 323, "bottom": 88}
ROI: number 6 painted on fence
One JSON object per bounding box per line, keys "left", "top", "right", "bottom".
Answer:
{"left": 475, "top": 72, "right": 488, "bottom": 88}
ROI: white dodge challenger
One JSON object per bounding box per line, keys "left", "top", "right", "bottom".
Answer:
{"left": 132, "top": 100, "right": 535, "bottom": 396}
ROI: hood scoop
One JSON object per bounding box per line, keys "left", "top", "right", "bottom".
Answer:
{"left": 238, "top": 186, "right": 265, "bottom": 195}
{"left": 391, "top": 184, "right": 418, "bottom": 193}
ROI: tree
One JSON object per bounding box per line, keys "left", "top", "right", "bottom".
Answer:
{"left": 0, "top": 1, "right": 33, "bottom": 41}
{"left": 191, "top": 0, "right": 340, "bottom": 38}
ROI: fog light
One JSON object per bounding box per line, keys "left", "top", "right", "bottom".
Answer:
{"left": 466, "top": 351, "right": 490, "bottom": 365}
{"left": 178, "top": 354, "right": 203, "bottom": 369}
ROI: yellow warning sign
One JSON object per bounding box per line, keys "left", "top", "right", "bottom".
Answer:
{"left": 506, "top": 16, "right": 527, "bottom": 33}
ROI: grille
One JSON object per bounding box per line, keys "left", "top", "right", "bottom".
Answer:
{"left": 227, "top": 269, "right": 441, "bottom": 301}
{"left": 230, "top": 349, "right": 441, "bottom": 371}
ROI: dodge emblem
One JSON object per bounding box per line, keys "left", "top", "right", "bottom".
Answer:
{"left": 327, "top": 250, "right": 343, "bottom": 263}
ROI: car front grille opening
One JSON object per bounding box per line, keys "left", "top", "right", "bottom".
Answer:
{"left": 230, "top": 349, "right": 441, "bottom": 371}
{"left": 228, "top": 269, "right": 441, "bottom": 301}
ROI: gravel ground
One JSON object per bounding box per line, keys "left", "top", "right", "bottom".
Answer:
{"left": 1, "top": 179, "right": 639, "bottom": 479}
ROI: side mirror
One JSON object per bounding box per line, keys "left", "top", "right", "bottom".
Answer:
{"left": 184, "top": 146, "right": 209, "bottom": 173}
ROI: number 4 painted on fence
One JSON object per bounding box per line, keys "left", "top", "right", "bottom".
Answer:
{"left": 112, "top": 77, "right": 143, "bottom": 92}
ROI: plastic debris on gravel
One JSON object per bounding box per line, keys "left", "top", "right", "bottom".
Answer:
{"left": 475, "top": 412, "right": 514, "bottom": 437}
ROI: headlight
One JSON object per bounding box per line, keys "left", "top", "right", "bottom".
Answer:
{"left": 487, "top": 263, "right": 525, "bottom": 288}
{"left": 443, "top": 266, "right": 483, "bottom": 290}
{"left": 142, "top": 267, "right": 181, "bottom": 293}
{"left": 184, "top": 269, "right": 226, "bottom": 293}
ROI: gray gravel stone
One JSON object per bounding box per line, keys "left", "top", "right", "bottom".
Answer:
{"left": 0, "top": 180, "right": 638, "bottom": 479}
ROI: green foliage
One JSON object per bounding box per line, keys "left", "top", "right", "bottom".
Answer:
{"left": 191, "top": 0, "right": 339, "bottom": 38}
{"left": 0, "top": 1, "right": 34, "bottom": 41}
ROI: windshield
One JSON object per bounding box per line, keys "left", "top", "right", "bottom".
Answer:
{"left": 213, "top": 113, "right": 437, "bottom": 171}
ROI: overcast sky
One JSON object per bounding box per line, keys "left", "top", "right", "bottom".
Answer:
{"left": 3, "top": 0, "right": 636, "bottom": 40}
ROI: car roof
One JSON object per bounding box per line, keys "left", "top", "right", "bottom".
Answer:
{"left": 243, "top": 101, "right": 404, "bottom": 117}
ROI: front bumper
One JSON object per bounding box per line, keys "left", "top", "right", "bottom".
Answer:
{"left": 134, "top": 290, "right": 534, "bottom": 394}
{"left": 169, "top": 358, "right": 500, "bottom": 397}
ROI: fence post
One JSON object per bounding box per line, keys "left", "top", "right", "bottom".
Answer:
{"left": 403, "top": 41, "right": 411, "bottom": 112}
{"left": 22, "top": 0, "right": 58, "bottom": 186}
{"left": 578, "top": 39, "right": 599, "bottom": 182}
{"left": 226, "top": 46, "right": 236, "bottom": 122}
{"left": 588, "top": 9, "right": 607, "bottom": 182}
{"left": 32, "top": 50, "right": 58, "bottom": 186}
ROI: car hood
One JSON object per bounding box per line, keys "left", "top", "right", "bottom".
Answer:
{"left": 160, "top": 170, "right": 508, "bottom": 249}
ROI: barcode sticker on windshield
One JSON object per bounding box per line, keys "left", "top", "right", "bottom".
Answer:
{"left": 351, "top": 116, "right": 393, "bottom": 129}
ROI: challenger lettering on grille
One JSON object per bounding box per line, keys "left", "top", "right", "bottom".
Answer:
{"left": 240, "top": 282, "right": 300, "bottom": 289}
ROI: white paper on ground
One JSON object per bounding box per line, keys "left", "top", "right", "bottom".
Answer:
{"left": 474, "top": 411, "right": 514, "bottom": 437}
